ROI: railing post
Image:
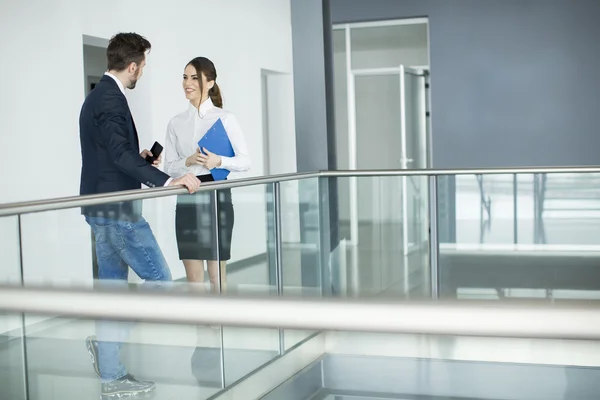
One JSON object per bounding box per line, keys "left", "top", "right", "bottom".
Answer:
{"left": 212, "top": 190, "right": 223, "bottom": 293}
{"left": 428, "top": 175, "right": 440, "bottom": 299}
{"left": 211, "top": 190, "right": 226, "bottom": 388}
{"left": 513, "top": 174, "right": 518, "bottom": 244}
{"left": 318, "top": 177, "right": 332, "bottom": 297}
{"left": 273, "top": 182, "right": 286, "bottom": 354}
{"left": 16, "top": 215, "right": 30, "bottom": 399}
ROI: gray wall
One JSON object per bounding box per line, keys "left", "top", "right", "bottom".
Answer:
{"left": 291, "top": 0, "right": 337, "bottom": 171}
{"left": 330, "top": 0, "right": 600, "bottom": 168}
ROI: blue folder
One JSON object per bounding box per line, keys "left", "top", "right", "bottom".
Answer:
{"left": 198, "top": 118, "right": 234, "bottom": 181}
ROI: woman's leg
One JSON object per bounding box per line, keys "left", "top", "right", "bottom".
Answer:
{"left": 183, "top": 260, "right": 205, "bottom": 290}
{"left": 207, "top": 261, "right": 227, "bottom": 293}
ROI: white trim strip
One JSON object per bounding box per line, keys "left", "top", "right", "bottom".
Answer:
{"left": 333, "top": 18, "right": 428, "bottom": 30}
{"left": 352, "top": 67, "right": 401, "bottom": 76}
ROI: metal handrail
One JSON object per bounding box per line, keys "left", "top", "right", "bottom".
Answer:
{"left": 319, "top": 166, "right": 600, "bottom": 177}
{"left": 1, "top": 166, "right": 599, "bottom": 217}
{"left": 0, "top": 171, "right": 320, "bottom": 217}
{"left": 0, "top": 285, "right": 599, "bottom": 339}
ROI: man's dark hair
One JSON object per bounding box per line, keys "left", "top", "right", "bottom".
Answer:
{"left": 106, "top": 32, "right": 151, "bottom": 72}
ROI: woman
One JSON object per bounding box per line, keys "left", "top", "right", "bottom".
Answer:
{"left": 165, "top": 57, "right": 250, "bottom": 292}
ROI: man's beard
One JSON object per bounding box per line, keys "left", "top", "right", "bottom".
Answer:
{"left": 127, "top": 70, "right": 141, "bottom": 89}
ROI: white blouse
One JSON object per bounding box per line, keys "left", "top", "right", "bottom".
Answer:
{"left": 164, "top": 98, "right": 251, "bottom": 178}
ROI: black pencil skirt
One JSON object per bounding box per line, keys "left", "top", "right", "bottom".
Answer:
{"left": 175, "top": 174, "right": 234, "bottom": 261}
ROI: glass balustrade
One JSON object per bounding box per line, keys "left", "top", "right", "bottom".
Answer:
{"left": 1, "top": 167, "right": 600, "bottom": 399}
{"left": 439, "top": 172, "right": 600, "bottom": 301}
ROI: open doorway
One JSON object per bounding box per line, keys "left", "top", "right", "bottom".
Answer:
{"left": 83, "top": 35, "right": 109, "bottom": 96}
{"left": 332, "top": 18, "right": 431, "bottom": 297}
{"left": 261, "top": 69, "right": 297, "bottom": 176}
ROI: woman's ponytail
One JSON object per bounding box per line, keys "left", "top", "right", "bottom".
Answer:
{"left": 209, "top": 82, "right": 223, "bottom": 108}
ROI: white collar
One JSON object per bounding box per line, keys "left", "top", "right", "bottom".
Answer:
{"left": 190, "top": 97, "right": 214, "bottom": 118}
{"left": 104, "top": 72, "right": 126, "bottom": 95}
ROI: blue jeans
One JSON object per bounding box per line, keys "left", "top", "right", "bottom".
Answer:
{"left": 86, "top": 216, "right": 172, "bottom": 382}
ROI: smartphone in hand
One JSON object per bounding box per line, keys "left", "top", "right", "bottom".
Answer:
{"left": 145, "top": 141, "right": 164, "bottom": 163}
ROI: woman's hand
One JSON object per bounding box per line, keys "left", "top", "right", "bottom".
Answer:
{"left": 198, "top": 147, "right": 222, "bottom": 170}
{"left": 185, "top": 147, "right": 222, "bottom": 169}
{"left": 185, "top": 148, "right": 204, "bottom": 167}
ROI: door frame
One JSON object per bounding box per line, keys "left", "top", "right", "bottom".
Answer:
{"left": 336, "top": 19, "right": 431, "bottom": 296}
{"left": 338, "top": 20, "right": 431, "bottom": 253}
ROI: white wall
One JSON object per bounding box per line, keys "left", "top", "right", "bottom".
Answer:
{"left": 0, "top": 0, "right": 295, "bottom": 331}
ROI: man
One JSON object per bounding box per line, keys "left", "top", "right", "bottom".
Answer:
{"left": 79, "top": 32, "right": 200, "bottom": 398}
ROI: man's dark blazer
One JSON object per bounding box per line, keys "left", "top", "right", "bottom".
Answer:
{"left": 79, "top": 75, "right": 169, "bottom": 220}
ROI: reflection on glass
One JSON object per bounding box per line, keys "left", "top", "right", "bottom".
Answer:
{"left": 0, "top": 216, "right": 21, "bottom": 287}
{"left": 7, "top": 180, "right": 320, "bottom": 393}
{"left": 310, "top": 329, "right": 600, "bottom": 400}
{"left": 0, "top": 330, "right": 26, "bottom": 400}
{"left": 220, "top": 184, "right": 279, "bottom": 385}
{"left": 439, "top": 172, "right": 600, "bottom": 301}
{"left": 334, "top": 176, "right": 430, "bottom": 300}
{"left": 279, "top": 178, "right": 322, "bottom": 297}
{"left": 9, "top": 315, "right": 224, "bottom": 399}
{"left": 223, "top": 184, "right": 273, "bottom": 295}
{"left": 278, "top": 178, "right": 322, "bottom": 350}
{"left": 5, "top": 311, "right": 600, "bottom": 400}
{"left": 175, "top": 187, "right": 229, "bottom": 293}
{"left": 0, "top": 216, "right": 26, "bottom": 400}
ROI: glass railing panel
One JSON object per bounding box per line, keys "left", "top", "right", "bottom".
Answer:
{"left": 221, "top": 184, "right": 274, "bottom": 295}
{"left": 7, "top": 184, "right": 288, "bottom": 395}
{"left": 438, "top": 171, "right": 600, "bottom": 300}
{"left": 279, "top": 177, "right": 323, "bottom": 297}
{"left": 217, "top": 184, "right": 280, "bottom": 385}
{"left": 332, "top": 175, "right": 430, "bottom": 299}
{"left": 0, "top": 215, "right": 23, "bottom": 339}
{"left": 0, "top": 216, "right": 26, "bottom": 400}
{"left": 3, "top": 310, "right": 322, "bottom": 400}
{"left": 0, "top": 333, "right": 26, "bottom": 400}
{"left": 315, "top": 329, "right": 600, "bottom": 400}
{"left": 279, "top": 177, "right": 323, "bottom": 350}
{"left": 16, "top": 196, "right": 180, "bottom": 293}
{"left": 0, "top": 215, "right": 22, "bottom": 287}
{"left": 4, "top": 313, "right": 225, "bottom": 399}
{"left": 13, "top": 185, "right": 280, "bottom": 292}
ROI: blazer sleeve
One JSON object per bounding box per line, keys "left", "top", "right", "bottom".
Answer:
{"left": 97, "top": 93, "right": 170, "bottom": 187}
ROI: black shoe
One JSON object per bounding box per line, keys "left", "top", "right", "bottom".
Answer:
{"left": 101, "top": 374, "right": 156, "bottom": 399}
{"left": 86, "top": 335, "right": 101, "bottom": 378}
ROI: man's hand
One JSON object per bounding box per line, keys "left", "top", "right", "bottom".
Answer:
{"left": 198, "top": 147, "right": 222, "bottom": 170}
{"left": 169, "top": 173, "right": 201, "bottom": 194}
{"left": 140, "top": 149, "right": 161, "bottom": 167}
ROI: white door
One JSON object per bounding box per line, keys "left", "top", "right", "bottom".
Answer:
{"left": 350, "top": 65, "right": 428, "bottom": 255}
